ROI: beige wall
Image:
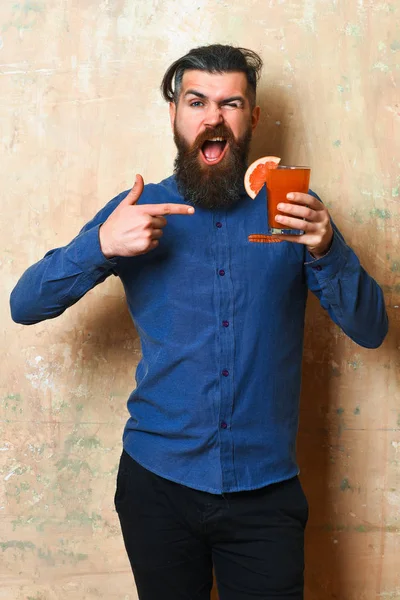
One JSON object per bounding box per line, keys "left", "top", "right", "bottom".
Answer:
{"left": 1, "top": 1, "right": 399, "bottom": 598}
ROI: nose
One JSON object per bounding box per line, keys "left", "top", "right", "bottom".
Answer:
{"left": 204, "top": 103, "right": 224, "bottom": 127}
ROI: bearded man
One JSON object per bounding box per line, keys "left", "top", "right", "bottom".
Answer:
{"left": 10, "top": 44, "right": 388, "bottom": 600}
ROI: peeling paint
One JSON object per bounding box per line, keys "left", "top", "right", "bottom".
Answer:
{"left": 2, "top": 1, "right": 399, "bottom": 598}
{"left": 65, "top": 433, "right": 102, "bottom": 450}
{"left": 370, "top": 208, "right": 391, "bottom": 219}
{"left": 55, "top": 458, "right": 93, "bottom": 475}
{"left": 391, "top": 261, "right": 400, "bottom": 272}
{"left": 373, "top": 62, "right": 391, "bottom": 72}
{"left": 348, "top": 355, "right": 363, "bottom": 370}
{"left": 66, "top": 510, "right": 102, "bottom": 528}
{"left": 345, "top": 23, "right": 362, "bottom": 37}
{"left": 340, "top": 478, "right": 352, "bottom": 491}
{"left": 0, "top": 540, "right": 36, "bottom": 552}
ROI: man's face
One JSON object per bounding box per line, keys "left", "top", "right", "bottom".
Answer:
{"left": 170, "top": 70, "right": 260, "bottom": 209}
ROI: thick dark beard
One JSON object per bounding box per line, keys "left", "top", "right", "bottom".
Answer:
{"left": 173, "top": 123, "right": 252, "bottom": 210}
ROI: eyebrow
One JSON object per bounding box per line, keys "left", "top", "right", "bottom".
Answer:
{"left": 183, "top": 90, "right": 245, "bottom": 106}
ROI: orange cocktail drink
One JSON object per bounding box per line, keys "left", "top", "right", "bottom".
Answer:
{"left": 266, "top": 166, "right": 311, "bottom": 235}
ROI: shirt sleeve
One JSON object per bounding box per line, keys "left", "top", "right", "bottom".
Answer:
{"left": 305, "top": 218, "right": 388, "bottom": 349}
{"left": 9, "top": 190, "right": 130, "bottom": 325}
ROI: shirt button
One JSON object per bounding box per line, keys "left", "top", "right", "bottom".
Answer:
{"left": 222, "top": 321, "right": 229, "bottom": 327}
{"left": 222, "top": 369, "right": 229, "bottom": 377}
{"left": 219, "top": 269, "right": 225, "bottom": 276}
{"left": 216, "top": 222, "right": 222, "bottom": 228}
{"left": 313, "top": 265, "right": 322, "bottom": 271}
{"left": 221, "top": 421, "right": 228, "bottom": 429}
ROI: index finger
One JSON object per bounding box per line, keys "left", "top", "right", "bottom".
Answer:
{"left": 286, "top": 193, "right": 322, "bottom": 209}
{"left": 140, "top": 203, "right": 195, "bottom": 216}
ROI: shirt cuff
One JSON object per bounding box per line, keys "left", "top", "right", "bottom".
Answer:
{"left": 76, "top": 224, "right": 118, "bottom": 275}
{"left": 304, "top": 231, "right": 349, "bottom": 281}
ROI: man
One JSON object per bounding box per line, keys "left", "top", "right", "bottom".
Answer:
{"left": 10, "top": 45, "right": 388, "bottom": 599}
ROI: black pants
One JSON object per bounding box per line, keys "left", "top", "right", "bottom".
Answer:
{"left": 115, "top": 450, "right": 308, "bottom": 600}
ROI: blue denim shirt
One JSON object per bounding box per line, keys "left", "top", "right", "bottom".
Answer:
{"left": 10, "top": 175, "right": 388, "bottom": 493}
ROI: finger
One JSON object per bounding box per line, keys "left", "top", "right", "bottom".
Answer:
{"left": 274, "top": 214, "right": 317, "bottom": 232}
{"left": 151, "top": 228, "right": 164, "bottom": 240}
{"left": 120, "top": 174, "right": 145, "bottom": 206}
{"left": 151, "top": 216, "right": 168, "bottom": 228}
{"left": 277, "top": 202, "right": 317, "bottom": 221}
{"left": 273, "top": 233, "right": 315, "bottom": 245}
{"left": 286, "top": 193, "right": 323, "bottom": 210}
{"left": 140, "top": 203, "right": 195, "bottom": 216}
{"left": 146, "top": 240, "right": 159, "bottom": 252}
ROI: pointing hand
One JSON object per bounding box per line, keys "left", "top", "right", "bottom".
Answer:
{"left": 99, "top": 175, "right": 195, "bottom": 258}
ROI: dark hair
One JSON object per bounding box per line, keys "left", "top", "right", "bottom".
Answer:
{"left": 161, "top": 44, "right": 263, "bottom": 107}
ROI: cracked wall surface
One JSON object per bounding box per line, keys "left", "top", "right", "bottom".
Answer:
{"left": 1, "top": 1, "right": 399, "bottom": 598}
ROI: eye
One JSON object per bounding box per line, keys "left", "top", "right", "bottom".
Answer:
{"left": 190, "top": 101, "right": 204, "bottom": 108}
{"left": 223, "top": 102, "right": 241, "bottom": 109}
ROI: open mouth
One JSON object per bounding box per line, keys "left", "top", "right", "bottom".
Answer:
{"left": 200, "top": 137, "right": 228, "bottom": 166}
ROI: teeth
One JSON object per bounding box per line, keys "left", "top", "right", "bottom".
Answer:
{"left": 208, "top": 137, "right": 225, "bottom": 142}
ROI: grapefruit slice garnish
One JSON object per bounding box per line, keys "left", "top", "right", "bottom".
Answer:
{"left": 244, "top": 156, "right": 281, "bottom": 199}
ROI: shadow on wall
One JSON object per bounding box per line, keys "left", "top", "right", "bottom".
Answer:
{"left": 298, "top": 300, "right": 396, "bottom": 600}
{"left": 298, "top": 294, "right": 344, "bottom": 600}
{"left": 249, "top": 82, "right": 298, "bottom": 165}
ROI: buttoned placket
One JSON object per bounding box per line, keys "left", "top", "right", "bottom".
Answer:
{"left": 214, "top": 212, "right": 236, "bottom": 491}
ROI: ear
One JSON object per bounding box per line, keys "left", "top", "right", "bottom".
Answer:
{"left": 251, "top": 105, "right": 261, "bottom": 132}
{"left": 169, "top": 101, "right": 176, "bottom": 131}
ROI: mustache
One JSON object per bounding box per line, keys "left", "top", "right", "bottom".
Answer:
{"left": 191, "top": 124, "right": 235, "bottom": 152}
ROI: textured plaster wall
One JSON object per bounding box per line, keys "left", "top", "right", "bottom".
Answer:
{"left": 1, "top": 1, "right": 399, "bottom": 599}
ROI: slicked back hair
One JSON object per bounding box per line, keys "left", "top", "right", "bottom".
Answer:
{"left": 161, "top": 44, "right": 263, "bottom": 108}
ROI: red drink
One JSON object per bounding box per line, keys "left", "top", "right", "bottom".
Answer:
{"left": 266, "top": 166, "right": 311, "bottom": 235}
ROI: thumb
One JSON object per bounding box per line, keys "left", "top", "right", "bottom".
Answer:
{"left": 120, "top": 174, "right": 144, "bottom": 206}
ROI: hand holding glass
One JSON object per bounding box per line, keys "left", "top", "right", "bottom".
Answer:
{"left": 266, "top": 166, "right": 311, "bottom": 235}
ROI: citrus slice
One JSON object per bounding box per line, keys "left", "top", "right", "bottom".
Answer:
{"left": 244, "top": 156, "right": 281, "bottom": 199}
